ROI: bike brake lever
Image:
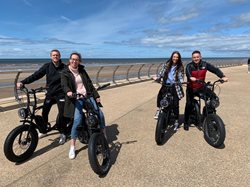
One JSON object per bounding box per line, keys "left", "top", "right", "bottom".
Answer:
{"left": 97, "top": 102, "right": 103, "bottom": 107}
{"left": 219, "top": 79, "right": 225, "bottom": 83}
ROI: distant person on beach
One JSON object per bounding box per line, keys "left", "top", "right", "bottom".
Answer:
{"left": 61, "top": 52, "right": 106, "bottom": 159}
{"left": 153, "top": 51, "right": 184, "bottom": 130}
{"left": 183, "top": 50, "right": 228, "bottom": 131}
{"left": 248, "top": 58, "right": 250, "bottom": 73}
{"left": 16, "top": 49, "right": 68, "bottom": 144}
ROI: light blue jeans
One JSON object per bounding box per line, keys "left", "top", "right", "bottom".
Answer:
{"left": 71, "top": 97, "right": 105, "bottom": 139}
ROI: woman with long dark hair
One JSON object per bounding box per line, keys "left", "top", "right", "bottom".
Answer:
{"left": 153, "top": 51, "right": 184, "bottom": 130}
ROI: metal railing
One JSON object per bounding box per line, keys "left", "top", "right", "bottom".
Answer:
{"left": 89, "top": 63, "right": 162, "bottom": 86}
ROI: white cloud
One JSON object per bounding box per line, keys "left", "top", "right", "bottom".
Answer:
{"left": 36, "top": 3, "right": 146, "bottom": 45}
{"left": 0, "top": 36, "right": 89, "bottom": 46}
{"left": 140, "top": 33, "right": 250, "bottom": 55}
{"left": 239, "top": 12, "right": 250, "bottom": 23}
{"left": 158, "top": 12, "right": 198, "bottom": 24}
{"left": 60, "top": 16, "right": 72, "bottom": 22}
{"left": 23, "top": 0, "right": 32, "bottom": 7}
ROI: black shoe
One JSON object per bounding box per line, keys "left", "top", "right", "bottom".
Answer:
{"left": 184, "top": 123, "right": 189, "bottom": 131}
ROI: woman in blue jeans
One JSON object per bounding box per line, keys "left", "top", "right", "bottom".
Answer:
{"left": 61, "top": 52, "right": 106, "bottom": 159}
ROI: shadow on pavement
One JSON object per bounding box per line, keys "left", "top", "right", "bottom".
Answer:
{"left": 106, "top": 123, "right": 137, "bottom": 165}
{"left": 160, "top": 126, "right": 177, "bottom": 145}
{"left": 15, "top": 132, "right": 65, "bottom": 165}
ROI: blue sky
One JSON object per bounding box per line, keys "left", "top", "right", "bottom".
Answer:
{"left": 1, "top": 0, "right": 250, "bottom": 58}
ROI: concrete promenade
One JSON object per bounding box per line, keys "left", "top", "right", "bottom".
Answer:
{"left": 0, "top": 65, "right": 249, "bottom": 187}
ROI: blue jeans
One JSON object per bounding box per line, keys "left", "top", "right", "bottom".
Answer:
{"left": 71, "top": 97, "right": 105, "bottom": 139}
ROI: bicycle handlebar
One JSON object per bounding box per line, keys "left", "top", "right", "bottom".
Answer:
{"left": 195, "top": 79, "right": 224, "bottom": 85}
{"left": 70, "top": 93, "right": 103, "bottom": 107}
{"left": 194, "top": 79, "right": 225, "bottom": 92}
{"left": 30, "top": 87, "right": 47, "bottom": 93}
{"left": 96, "top": 83, "right": 111, "bottom": 91}
{"left": 154, "top": 80, "right": 189, "bottom": 86}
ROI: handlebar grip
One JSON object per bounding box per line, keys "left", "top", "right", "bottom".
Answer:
{"left": 97, "top": 102, "right": 103, "bottom": 107}
{"left": 71, "top": 93, "right": 78, "bottom": 98}
{"left": 195, "top": 79, "right": 205, "bottom": 83}
{"left": 219, "top": 79, "right": 225, "bottom": 83}
{"left": 70, "top": 93, "right": 85, "bottom": 99}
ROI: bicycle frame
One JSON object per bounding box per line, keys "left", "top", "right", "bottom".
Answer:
{"left": 192, "top": 79, "right": 223, "bottom": 124}
{"left": 14, "top": 72, "right": 47, "bottom": 132}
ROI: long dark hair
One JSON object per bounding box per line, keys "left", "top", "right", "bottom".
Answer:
{"left": 69, "top": 52, "right": 82, "bottom": 62}
{"left": 164, "top": 51, "right": 184, "bottom": 81}
{"left": 68, "top": 52, "right": 82, "bottom": 65}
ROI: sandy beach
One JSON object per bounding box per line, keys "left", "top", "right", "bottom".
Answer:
{"left": 0, "top": 64, "right": 160, "bottom": 100}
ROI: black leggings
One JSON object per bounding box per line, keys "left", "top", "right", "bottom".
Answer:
{"left": 42, "top": 95, "right": 67, "bottom": 134}
{"left": 157, "top": 85, "right": 180, "bottom": 120}
{"left": 184, "top": 87, "right": 216, "bottom": 124}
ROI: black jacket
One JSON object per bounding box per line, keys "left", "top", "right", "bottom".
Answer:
{"left": 61, "top": 64, "right": 100, "bottom": 118}
{"left": 21, "top": 60, "right": 66, "bottom": 97}
{"left": 186, "top": 60, "right": 225, "bottom": 89}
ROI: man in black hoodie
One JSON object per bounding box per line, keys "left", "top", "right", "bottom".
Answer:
{"left": 17, "top": 49, "right": 67, "bottom": 144}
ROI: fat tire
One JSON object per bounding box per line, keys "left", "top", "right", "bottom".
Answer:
{"left": 203, "top": 114, "right": 225, "bottom": 148}
{"left": 155, "top": 111, "right": 168, "bottom": 145}
{"left": 193, "top": 102, "right": 201, "bottom": 125}
{"left": 88, "top": 133, "right": 111, "bottom": 176}
{"left": 4, "top": 125, "right": 38, "bottom": 162}
{"left": 189, "top": 100, "right": 201, "bottom": 126}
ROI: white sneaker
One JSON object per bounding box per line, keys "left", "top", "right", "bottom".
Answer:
{"left": 38, "top": 132, "right": 47, "bottom": 138}
{"left": 174, "top": 120, "right": 179, "bottom": 131}
{"left": 154, "top": 110, "right": 160, "bottom": 119}
{"left": 58, "top": 134, "right": 66, "bottom": 145}
{"left": 69, "top": 146, "right": 75, "bottom": 159}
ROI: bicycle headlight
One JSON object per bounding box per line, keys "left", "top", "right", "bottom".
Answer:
{"left": 160, "top": 97, "right": 169, "bottom": 108}
{"left": 86, "top": 115, "right": 98, "bottom": 128}
{"left": 18, "top": 108, "right": 29, "bottom": 119}
{"left": 208, "top": 97, "right": 220, "bottom": 108}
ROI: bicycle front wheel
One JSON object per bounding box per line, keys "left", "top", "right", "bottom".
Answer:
{"left": 4, "top": 125, "right": 38, "bottom": 162}
{"left": 155, "top": 111, "right": 169, "bottom": 145}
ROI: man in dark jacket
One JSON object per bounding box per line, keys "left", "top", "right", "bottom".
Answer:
{"left": 17, "top": 49, "right": 67, "bottom": 144}
{"left": 183, "top": 50, "right": 228, "bottom": 131}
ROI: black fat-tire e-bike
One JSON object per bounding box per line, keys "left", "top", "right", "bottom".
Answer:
{"left": 155, "top": 83, "right": 185, "bottom": 145}
{"left": 4, "top": 72, "right": 64, "bottom": 163}
{"left": 4, "top": 72, "right": 111, "bottom": 176}
{"left": 188, "top": 79, "right": 226, "bottom": 148}
{"left": 73, "top": 85, "right": 111, "bottom": 176}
